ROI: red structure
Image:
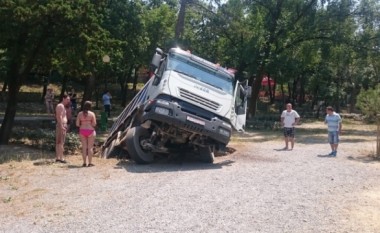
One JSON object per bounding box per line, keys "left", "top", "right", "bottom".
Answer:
{"left": 261, "top": 76, "right": 275, "bottom": 87}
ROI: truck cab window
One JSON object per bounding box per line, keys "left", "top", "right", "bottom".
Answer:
{"left": 168, "top": 54, "right": 233, "bottom": 95}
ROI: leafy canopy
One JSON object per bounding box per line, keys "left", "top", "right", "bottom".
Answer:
{"left": 356, "top": 84, "right": 380, "bottom": 118}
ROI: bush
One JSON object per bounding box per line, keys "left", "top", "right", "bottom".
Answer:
{"left": 357, "top": 85, "right": 380, "bottom": 157}
{"left": 11, "top": 127, "right": 81, "bottom": 154}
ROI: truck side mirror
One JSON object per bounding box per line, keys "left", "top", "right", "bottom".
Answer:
{"left": 151, "top": 48, "right": 164, "bottom": 69}
{"left": 246, "top": 86, "right": 252, "bottom": 98}
{"left": 239, "top": 85, "right": 252, "bottom": 98}
{"left": 151, "top": 52, "right": 162, "bottom": 69}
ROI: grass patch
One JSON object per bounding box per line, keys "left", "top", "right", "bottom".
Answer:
{"left": 0, "top": 127, "right": 81, "bottom": 164}
{"left": 233, "top": 118, "right": 377, "bottom": 144}
{"left": 0, "top": 145, "right": 54, "bottom": 164}
{"left": 10, "top": 127, "right": 80, "bottom": 153}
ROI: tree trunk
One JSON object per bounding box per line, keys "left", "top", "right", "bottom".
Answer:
{"left": 248, "top": 73, "right": 264, "bottom": 117}
{"left": 349, "top": 84, "right": 358, "bottom": 113}
{"left": 0, "top": 32, "right": 26, "bottom": 144}
{"left": 0, "top": 65, "right": 21, "bottom": 144}
{"left": 292, "top": 80, "right": 296, "bottom": 104}
{"left": 119, "top": 72, "right": 129, "bottom": 108}
{"left": 280, "top": 83, "right": 285, "bottom": 102}
{"left": 247, "top": 0, "right": 284, "bottom": 117}
{"left": 0, "top": 23, "right": 49, "bottom": 145}
{"left": 132, "top": 67, "right": 139, "bottom": 95}
{"left": 0, "top": 81, "right": 7, "bottom": 102}
{"left": 175, "top": 0, "right": 189, "bottom": 40}
{"left": 1, "top": 82, "right": 7, "bottom": 92}
{"left": 334, "top": 73, "right": 342, "bottom": 113}
{"left": 271, "top": 79, "right": 277, "bottom": 104}
{"left": 377, "top": 119, "right": 380, "bottom": 158}
{"left": 287, "top": 82, "right": 292, "bottom": 103}
{"left": 41, "top": 86, "right": 47, "bottom": 103}
{"left": 59, "top": 75, "right": 69, "bottom": 101}
{"left": 299, "top": 75, "right": 305, "bottom": 106}
{"left": 293, "top": 76, "right": 300, "bottom": 105}
{"left": 82, "top": 75, "right": 95, "bottom": 110}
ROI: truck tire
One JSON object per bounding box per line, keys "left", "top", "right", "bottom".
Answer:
{"left": 126, "top": 126, "right": 154, "bottom": 164}
{"left": 199, "top": 146, "right": 214, "bottom": 163}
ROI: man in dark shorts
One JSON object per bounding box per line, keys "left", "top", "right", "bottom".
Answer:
{"left": 280, "top": 103, "right": 300, "bottom": 150}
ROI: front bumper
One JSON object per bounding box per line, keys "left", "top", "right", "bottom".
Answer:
{"left": 141, "top": 98, "right": 232, "bottom": 144}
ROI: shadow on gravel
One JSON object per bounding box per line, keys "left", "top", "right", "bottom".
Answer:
{"left": 114, "top": 158, "right": 235, "bottom": 173}
{"left": 297, "top": 135, "right": 326, "bottom": 145}
{"left": 238, "top": 128, "right": 375, "bottom": 144}
{"left": 317, "top": 154, "right": 336, "bottom": 158}
{"left": 347, "top": 155, "right": 380, "bottom": 164}
{"left": 339, "top": 128, "right": 376, "bottom": 137}
{"left": 298, "top": 135, "right": 372, "bottom": 145}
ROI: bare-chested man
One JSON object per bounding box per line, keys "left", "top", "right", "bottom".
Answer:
{"left": 55, "top": 94, "right": 70, "bottom": 163}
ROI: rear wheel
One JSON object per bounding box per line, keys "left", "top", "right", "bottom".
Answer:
{"left": 126, "top": 126, "right": 154, "bottom": 164}
{"left": 199, "top": 146, "right": 214, "bottom": 163}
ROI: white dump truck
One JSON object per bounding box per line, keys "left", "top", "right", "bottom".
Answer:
{"left": 101, "top": 47, "right": 250, "bottom": 164}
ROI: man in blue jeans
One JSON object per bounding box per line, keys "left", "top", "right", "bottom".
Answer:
{"left": 102, "top": 90, "right": 112, "bottom": 117}
{"left": 324, "top": 106, "right": 342, "bottom": 157}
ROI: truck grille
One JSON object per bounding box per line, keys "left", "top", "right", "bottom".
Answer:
{"left": 179, "top": 88, "right": 220, "bottom": 111}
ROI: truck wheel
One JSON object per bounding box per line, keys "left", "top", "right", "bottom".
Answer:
{"left": 199, "top": 146, "right": 214, "bottom": 163}
{"left": 126, "top": 126, "right": 154, "bottom": 164}
{"left": 103, "top": 138, "right": 123, "bottom": 159}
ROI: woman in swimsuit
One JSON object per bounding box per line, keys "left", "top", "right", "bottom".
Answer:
{"left": 76, "top": 101, "right": 97, "bottom": 167}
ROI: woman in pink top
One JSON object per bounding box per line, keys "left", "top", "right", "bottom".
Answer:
{"left": 76, "top": 101, "right": 97, "bottom": 167}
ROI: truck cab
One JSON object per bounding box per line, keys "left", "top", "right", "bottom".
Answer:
{"left": 102, "top": 47, "right": 250, "bottom": 164}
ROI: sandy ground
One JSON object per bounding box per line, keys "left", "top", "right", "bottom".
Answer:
{"left": 0, "top": 121, "right": 380, "bottom": 233}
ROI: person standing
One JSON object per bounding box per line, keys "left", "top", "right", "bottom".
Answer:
{"left": 65, "top": 100, "right": 73, "bottom": 132}
{"left": 102, "top": 90, "right": 112, "bottom": 117}
{"left": 69, "top": 88, "right": 77, "bottom": 116}
{"left": 324, "top": 106, "right": 342, "bottom": 157}
{"left": 76, "top": 101, "right": 97, "bottom": 167}
{"left": 55, "top": 94, "right": 70, "bottom": 163}
{"left": 280, "top": 103, "right": 300, "bottom": 150}
{"left": 44, "top": 88, "right": 55, "bottom": 117}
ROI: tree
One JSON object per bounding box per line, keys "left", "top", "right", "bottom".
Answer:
{"left": 176, "top": 0, "right": 191, "bottom": 40}
{"left": 0, "top": 0, "right": 107, "bottom": 144}
{"left": 356, "top": 84, "right": 380, "bottom": 157}
{"left": 1, "top": 0, "right": 379, "bottom": 148}
{"left": 102, "top": 0, "right": 146, "bottom": 107}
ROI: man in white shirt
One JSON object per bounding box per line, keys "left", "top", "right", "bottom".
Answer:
{"left": 324, "top": 106, "right": 342, "bottom": 157}
{"left": 280, "top": 103, "right": 300, "bottom": 150}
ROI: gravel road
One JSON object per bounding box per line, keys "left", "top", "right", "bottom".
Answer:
{"left": 1, "top": 123, "right": 380, "bottom": 233}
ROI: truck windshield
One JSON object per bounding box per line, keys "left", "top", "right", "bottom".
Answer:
{"left": 167, "top": 54, "right": 234, "bottom": 95}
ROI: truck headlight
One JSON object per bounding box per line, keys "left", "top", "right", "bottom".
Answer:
{"left": 219, "top": 128, "right": 230, "bottom": 137}
{"left": 157, "top": 99, "right": 170, "bottom": 106}
{"left": 155, "top": 107, "right": 170, "bottom": 115}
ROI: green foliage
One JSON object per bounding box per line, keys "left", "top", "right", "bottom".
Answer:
{"left": 1, "top": 0, "right": 380, "bottom": 141}
{"left": 11, "top": 128, "right": 81, "bottom": 154}
{"left": 143, "top": 2, "right": 176, "bottom": 52}
{"left": 357, "top": 84, "right": 380, "bottom": 118}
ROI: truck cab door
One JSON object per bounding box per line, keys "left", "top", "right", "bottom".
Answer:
{"left": 231, "top": 80, "right": 250, "bottom": 132}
